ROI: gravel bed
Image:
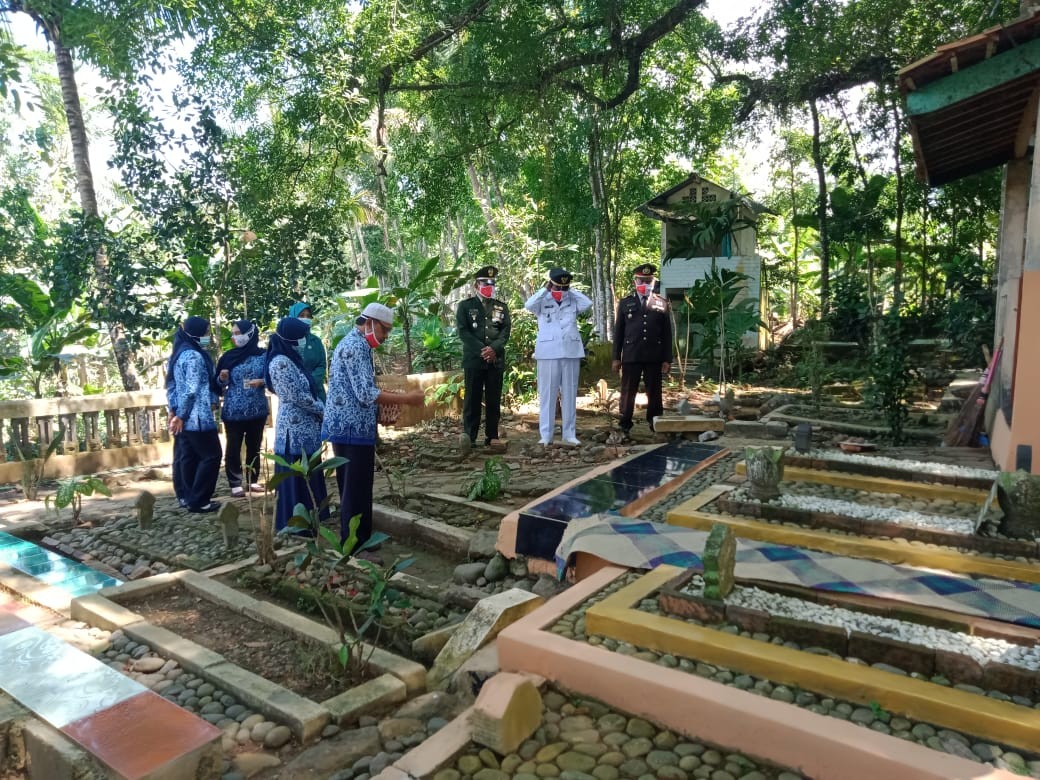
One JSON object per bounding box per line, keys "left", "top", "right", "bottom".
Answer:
{"left": 755, "top": 481, "right": 986, "bottom": 521}
{"left": 548, "top": 585, "right": 1040, "bottom": 777}
{"left": 801, "top": 450, "right": 998, "bottom": 482}
{"left": 770, "top": 493, "right": 976, "bottom": 534}
{"left": 431, "top": 688, "right": 803, "bottom": 780}
{"left": 697, "top": 502, "right": 1038, "bottom": 564}
{"left": 680, "top": 575, "right": 1040, "bottom": 671}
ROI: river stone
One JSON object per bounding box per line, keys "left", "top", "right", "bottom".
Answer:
{"left": 378, "top": 717, "right": 424, "bottom": 740}
{"left": 501, "top": 755, "right": 524, "bottom": 774}
{"left": 232, "top": 752, "right": 281, "bottom": 776}
{"left": 132, "top": 657, "right": 165, "bottom": 674}
{"left": 624, "top": 718, "right": 655, "bottom": 739}
{"left": 560, "top": 715, "right": 595, "bottom": 731}
{"left": 562, "top": 729, "right": 601, "bottom": 745}
{"left": 656, "top": 767, "right": 687, "bottom": 779}
{"left": 250, "top": 721, "right": 276, "bottom": 742}
{"left": 454, "top": 562, "right": 487, "bottom": 584}
{"left": 573, "top": 743, "right": 608, "bottom": 758}
{"left": 621, "top": 738, "right": 652, "bottom": 758}
{"left": 646, "top": 750, "right": 679, "bottom": 769}
{"left": 557, "top": 752, "right": 597, "bottom": 773}
{"left": 478, "top": 748, "right": 500, "bottom": 768}
{"left": 263, "top": 725, "right": 292, "bottom": 749}
{"left": 484, "top": 554, "right": 509, "bottom": 583}
{"left": 598, "top": 752, "right": 625, "bottom": 767}
{"left": 434, "top": 771, "right": 462, "bottom": 780}
{"left": 537, "top": 743, "right": 570, "bottom": 762}
{"left": 458, "top": 755, "right": 484, "bottom": 775}
{"left": 597, "top": 714, "right": 626, "bottom": 733}
{"left": 592, "top": 766, "right": 619, "bottom": 780}
{"left": 850, "top": 708, "right": 875, "bottom": 725}
{"left": 473, "top": 770, "right": 508, "bottom": 780}
{"left": 617, "top": 759, "right": 648, "bottom": 777}
{"left": 535, "top": 764, "right": 561, "bottom": 777}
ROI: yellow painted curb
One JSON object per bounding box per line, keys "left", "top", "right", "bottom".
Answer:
{"left": 667, "top": 501, "right": 1040, "bottom": 586}
{"left": 586, "top": 567, "right": 1040, "bottom": 753}
{"left": 735, "top": 462, "right": 987, "bottom": 504}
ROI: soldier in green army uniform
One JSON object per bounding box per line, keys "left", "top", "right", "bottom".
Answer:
{"left": 456, "top": 266, "right": 511, "bottom": 448}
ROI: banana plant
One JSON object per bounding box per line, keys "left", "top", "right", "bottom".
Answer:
{"left": 0, "top": 273, "right": 97, "bottom": 397}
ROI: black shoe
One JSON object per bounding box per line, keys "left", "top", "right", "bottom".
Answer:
{"left": 189, "top": 502, "right": 220, "bottom": 513}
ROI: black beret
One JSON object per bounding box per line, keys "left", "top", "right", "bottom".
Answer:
{"left": 474, "top": 265, "right": 498, "bottom": 280}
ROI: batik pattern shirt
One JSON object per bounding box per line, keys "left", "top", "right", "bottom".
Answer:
{"left": 268, "top": 354, "right": 324, "bottom": 456}
{"left": 321, "top": 328, "right": 380, "bottom": 446}
{"left": 219, "top": 355, "right": 269, "bottom": 422}
{"left": 173, "top": 351, "right": 217, "bottom": 431}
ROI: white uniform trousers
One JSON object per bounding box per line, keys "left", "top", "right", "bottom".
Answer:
{"left": 537, "top": 357, "right": 580, "bottom": 443}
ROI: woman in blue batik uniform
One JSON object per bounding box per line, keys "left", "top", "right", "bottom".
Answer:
{"left": 167, "top": 316, "right": 223, "bottom": 513}
{"left": 216, "top": 319, "right": 269, "bottom": 497}
{"left": 322, "top": 303, "right": 424, "bottom": 554}
{"left": 265, "top": 317, "right": 327, "bottom": 532}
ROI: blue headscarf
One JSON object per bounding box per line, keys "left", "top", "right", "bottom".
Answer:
{"left": 216, "top": 319, "right": 264, "bottom": 379}
{"left": 288, "top": 302, "right": 314, "bottom": 321}
{"left": 165, "top": 316, "right": 219, "bottom": 395}
{"left": 264, "top": 317, "right": 321, "bottom": 399}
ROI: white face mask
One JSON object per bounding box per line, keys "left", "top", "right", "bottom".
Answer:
{"left": 232, "top": 334, "right": 250, "bottom": 347}
{"left": 298, "top": 318, "right": 312, "bottom": 327}
{"left": 198, "top": 335, "right": 211, "bottom": 347}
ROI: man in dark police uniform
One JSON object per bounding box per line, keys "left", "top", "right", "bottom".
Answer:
{"left": 456, "top": 265, "right": 511, "bottom": 448}
{"left": 612, "top": 263, "right": 673, "bottom": 436}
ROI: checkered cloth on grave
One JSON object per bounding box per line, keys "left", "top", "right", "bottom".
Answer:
{"left": 554, "top": 515, "right": 1040, "bottom": 628}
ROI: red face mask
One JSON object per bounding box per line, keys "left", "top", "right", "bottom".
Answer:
{"left": 551, "top": 290, "right": 563, "bottom": 302}
{"left": 635, "top": 282, "right": 651, "bottom": 296}
{"left": 477, "top": 283, "right": 495, "bottom": 298}
{"left": 364, "top": 322, "right": 383, "bottom": 348}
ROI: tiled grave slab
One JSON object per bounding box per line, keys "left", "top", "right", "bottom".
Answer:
{"left": 516, "top": 442, "right": 723, "bottom": 559}
{"left": 0, "top": 532, "right": 118, "bottom": 596}
{"left": 0, "top": 625, "right": 144, "bottom": 727}
{"left": 62, "top": 690, "right": 220, "bottom": 780}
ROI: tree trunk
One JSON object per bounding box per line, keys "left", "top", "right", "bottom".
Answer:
{"left": 787, "top": 156, "right": 800, "bottom": 326}
{"left": 891, "top": 94, "right": 905, "bottom": 307}
{"left": 466, "top": 160, "right": 502, "bottom": 244}
{"left": 47, "top": 25, "right": 141, "bottom": 391}
{"left": 809, "top": 99, "right": 832, "bottom": 316}
{"left": 588, "top": 121, "right": 611, "bottom": 341}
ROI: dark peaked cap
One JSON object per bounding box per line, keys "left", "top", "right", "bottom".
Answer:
{"left": 547, "top": 268, "right": 572, "bottom": 285}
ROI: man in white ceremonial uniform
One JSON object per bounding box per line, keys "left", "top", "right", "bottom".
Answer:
{"left": 525, "top": 268, "right": 593, "bottom": 446}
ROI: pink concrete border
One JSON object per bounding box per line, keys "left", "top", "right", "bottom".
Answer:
{"left": 495, "top": 566, "right": 1019, "bottom": 780}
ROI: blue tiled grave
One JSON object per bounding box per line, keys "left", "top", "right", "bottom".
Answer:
{"left": 0, "top": 532, "right": 119, "bottom": 597}
{"left": 516, "top": 440, "right": 723, "bottom": 559}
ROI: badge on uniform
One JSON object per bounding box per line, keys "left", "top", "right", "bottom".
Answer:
{"left": 492, "top": 306, "right": 504, "bottom": 324}
{"left": 650, "top": 297, "right": 667, "bottom": 312}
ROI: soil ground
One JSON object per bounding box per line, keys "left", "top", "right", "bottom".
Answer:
{"left": 119, "top": 584, "right": 355, "bottom": 700}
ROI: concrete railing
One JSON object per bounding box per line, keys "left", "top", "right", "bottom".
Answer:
{"left": 0, "top": 389, "right": 171, "bottom": 460}
{"left": 0, "top": 390, "right": 174, "bottom": 483}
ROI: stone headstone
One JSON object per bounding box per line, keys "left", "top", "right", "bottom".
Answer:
{"left": 702, "top": 523, "right": 736, "bottom": 600}
{"left": 794, "top": 423, "right": 813, "bottom": 454}
{"left": 745, "top": 446, "right": 785, "bottom": 502}
{"left": 218, "top": 502, "right": 241, "bottom": 547}
{"left": 470, "top": 673, "right": 542, "bottom": 755}
{"left": 428, "top": 589, "right": 543, "bottom": 690}
{"left": 134, "top": 491, "right": 156, "bottom": 529}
